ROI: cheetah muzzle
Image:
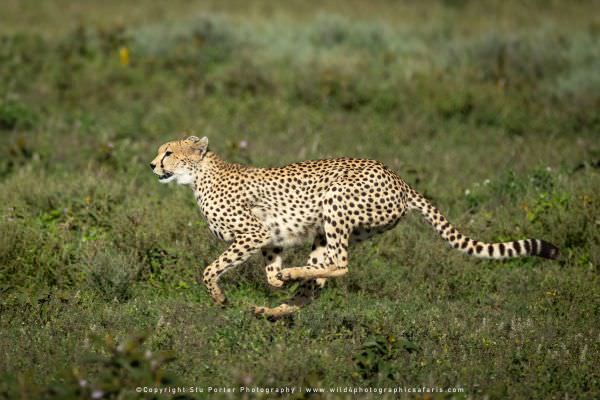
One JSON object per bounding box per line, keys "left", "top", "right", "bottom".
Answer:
{"left": 158, "top": 171, "right": 174, "bottom": 181}
{"left": 150, "top": 135, "right": 560, "bottom": 319}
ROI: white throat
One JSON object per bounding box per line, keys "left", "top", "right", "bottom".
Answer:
{"left": 175, "top": 173, "right": 195, "bottom": 186}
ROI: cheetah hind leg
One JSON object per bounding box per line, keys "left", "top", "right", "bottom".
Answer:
{"left": 276, "top": 201, "right": 352, "bottom": 283}
{"left": 253, "top": 235, "right": 328, "bottom": 319}
{"left": 253, "top": 279, "right": 326, "bottom": 319}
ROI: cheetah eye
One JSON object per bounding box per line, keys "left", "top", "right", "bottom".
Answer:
{"left": 165, "top": 151, "right": 173, "bottom": 157}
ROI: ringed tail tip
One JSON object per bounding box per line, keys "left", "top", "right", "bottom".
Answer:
{"left": 538, "top": 240, "right": 560, "bottom": 260}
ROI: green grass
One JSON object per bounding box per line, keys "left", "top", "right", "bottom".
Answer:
{"left": 0, "top": 1, "right": 599, "bottom": 399}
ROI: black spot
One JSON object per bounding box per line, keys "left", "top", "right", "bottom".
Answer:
{"left": 488, "top": 245, "right": 494, "bottom": 257}
{"left": 475, "top": 244, "right": 483, "bottom": 253}
{"left": 499, "top": 243, "right": 505, "bottom": 256}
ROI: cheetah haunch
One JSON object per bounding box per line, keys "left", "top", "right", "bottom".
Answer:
{"left": 150, "top": 136, "right": 559, "bottom": 318}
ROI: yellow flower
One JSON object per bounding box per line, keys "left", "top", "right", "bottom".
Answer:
{"left": 119, "top": 46, "right": 130, "bottom": 66}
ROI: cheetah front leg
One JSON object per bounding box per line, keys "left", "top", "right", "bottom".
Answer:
{"left": 262, "top": 247, "right": 285, "bottom": 288}
{"left": 254, "top": 235, "right": 328, "bottom": 318}
{"left": 200, "top": 219, "right": 271, "bottom": 305}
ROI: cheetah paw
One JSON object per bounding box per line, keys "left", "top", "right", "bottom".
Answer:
{"left": 252, "top": 304, "right": 298, "bottom": 320}
{"left": 276, "top": 271, "right": 295, "bottom": 282}
{"left": 267, "top": 274, "right": 285, "bottom": 288}
{"left": 253, "top": 306, "right": 266, "bottom": 315}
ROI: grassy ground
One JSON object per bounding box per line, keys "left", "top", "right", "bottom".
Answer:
{"left": 1, "top": 1, "right": 599, "bottom": 399}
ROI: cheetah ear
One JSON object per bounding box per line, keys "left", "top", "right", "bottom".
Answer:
{"left": 188, "top": 136, "right": 209, "bottom": 158}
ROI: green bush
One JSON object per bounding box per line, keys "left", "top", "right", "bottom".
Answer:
{"left": 86, "top": 250, "right": 139, "bottom": 302}
{"left": 0, "top": 100, "right": 37, "bottom": 130}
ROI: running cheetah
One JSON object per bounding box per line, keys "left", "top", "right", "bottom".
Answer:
{"left": 150, "top": 136, "right": 559, "bottom": 318}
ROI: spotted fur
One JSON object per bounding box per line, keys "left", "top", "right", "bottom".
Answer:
{"left": 150, "top": 136, "right": 559, "bottom": 317}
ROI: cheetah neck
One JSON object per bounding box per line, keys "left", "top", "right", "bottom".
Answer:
{"left": 191, "top": 152, "right": 251, "bottom": 201}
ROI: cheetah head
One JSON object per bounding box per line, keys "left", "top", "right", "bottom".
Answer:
{"left": 150, "top": 135, "right": 209, "bottom": 185}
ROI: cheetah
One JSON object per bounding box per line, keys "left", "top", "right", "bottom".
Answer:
{"left": 150, "top": 136, "right": 559, "bottom": 318}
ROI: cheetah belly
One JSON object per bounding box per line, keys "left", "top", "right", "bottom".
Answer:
{"left": 252, "top": 206, "right": 321, "bottom": 248}
{"left": 269, "top": 217, "right": 321, "bottom": 247}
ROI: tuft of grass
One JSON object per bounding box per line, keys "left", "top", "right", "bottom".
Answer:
{"left": 0, "top": 99, "right": 37, "bottom": 130}
{"left": 85, "top": 250, "right": 139, "bottom": 302}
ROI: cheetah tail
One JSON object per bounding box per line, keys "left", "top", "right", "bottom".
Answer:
{"left": 406, "top": 189, "right": 559, "bottom": 260}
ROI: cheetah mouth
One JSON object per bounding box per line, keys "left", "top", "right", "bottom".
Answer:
{"left": 158, "top": 171, "right": 174, "bottom": 181}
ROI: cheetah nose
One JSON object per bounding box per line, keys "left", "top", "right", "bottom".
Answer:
{"left": 150, "top": 162, "right": 156, "bottom": 170}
